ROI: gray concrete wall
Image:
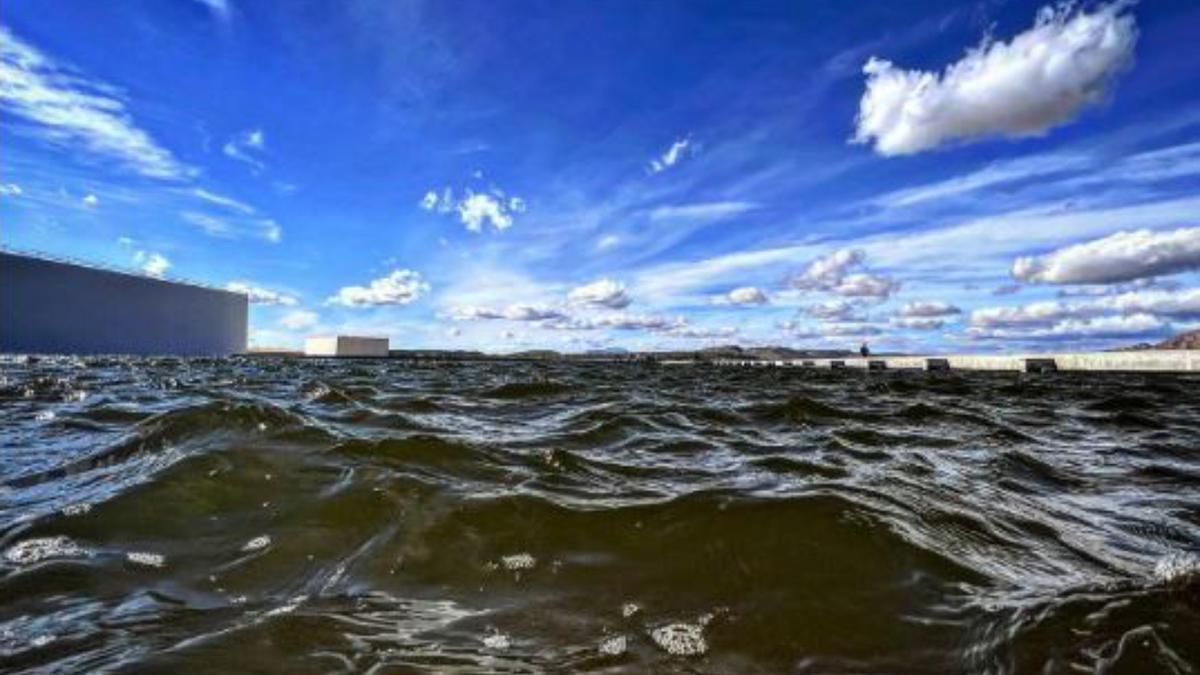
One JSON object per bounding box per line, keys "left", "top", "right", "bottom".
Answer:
{"left": 1, "top": 251, "right": 247, "bottom": 356}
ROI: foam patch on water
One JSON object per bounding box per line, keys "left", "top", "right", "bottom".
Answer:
{"left": 482, "top": 630, "right": 511, "bottom": 649}
{"left": 649, "top": 622, "right": 707, "bottom": 656}
{"left": 61, "top": 503, "right": 92, "bottom": 517}
{"left": 3, "top": 536, "right": 87, "bottom": 565}
{"left": 599, "top": 634, "right": 627, "bottom": 656}
{"left": 242, "top": 535, "right": 272, "bottom": 552}
{"left": 126, "top": 551, "right": 166, "bottom": 568}
{"left": 35, "top": 410, "right": 55, "bottom": 422}
{"left": 621, "top": 602, "right": 641, "bottom": 618}
{"left": 501, "top": 553, "right": 536, "bottom": 570}
{"left": 265, "top": 594, "right": 307, "bottom": 616}
{"left": 1154, "top": 552, "right": 1199, "bottom": 584}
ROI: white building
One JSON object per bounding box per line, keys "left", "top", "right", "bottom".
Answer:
{"left": 304, "top": 336, "right": 389, "bottom": 358}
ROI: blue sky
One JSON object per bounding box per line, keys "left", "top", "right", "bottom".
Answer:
{"left": 2, "top": 0, "right": 1199, "bottom": 353}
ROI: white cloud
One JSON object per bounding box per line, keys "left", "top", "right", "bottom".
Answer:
{"left": 596, "top": 235, "right": 621, "bottom": 251}
{"left": 1012, "top": 227, "right": 1200, "bottom": 284}
{"left": 874, "top": 153, "right": 1088, "bottom": 209}
{"left": 789, "top": 249, "right": 865, "bottom": 290}
{"left": 180, "top": 210, "right": 281, "bottom": 243}
{"left": 81, "top": 193, "right": 98, "bottom": 207}
{"left": 1096, "top": 287, "right": 1200, "bottom": 319}
{"left": 328, "top": 269, "right": 430, "bottom": 307}
{"left": 648, "top": 201, "right": 757, "bottom": 221}
{"left": 568, "top": 278, "right": 631, "bottom": 309}
{"left": 0, "top": 27, "right": 192, "bottom": 179}
{"left": 223, "top": 128, "right": 266, "bottom": 171}
{"left": 457, "top": 192, "right": 513, "bottom": 232}
{"left": 853, "top": 3, "right": 1137, "bottom": 156}
{"left": 788, "top": 249, "right": 898, "bottom": 299}
{"left": 970, "top": 300, "right": 1096, "bottom": 329}
{"left": 279, "top": 310, "right": 318, "bottom": 330}
{"left": 192, "top": 0, "right": 231, "bottom": 21}
{"left": 133, "top": 251, "right": 170, "bottom": 278}
{"left": 834, "top": 272, "right": 898, "bottom": 299}
{"left": 898, "top": 300, "right": 961, "bottom": 317}
{"left": 448, "top": 304, "right": 566, "bottom": 322}
{"left": 805, "top": 299, "right": 860, "bottom": 321}
{"left": 648, "top": 136, "right": 694, "bottom": 173}
{"left": 225, "top": 282, "right": 299, "bottom": 306}
{"left": 192, "top": 188, "right": 255, "bottom": 214}
{"left": 543, "top": 312, "right": 685, "bottom": 333}
{"left": 715, "top": 286, "right": 769, "bottom": 306}
{"left": 970, "top": 313, "right": 1166, "bottom": 341}
{"left": 422, "top": 185, "right": 523, "bottom": 232}
{"left": 892, "top": 317, "right": 946, "bottom": 330}
{"left": 666, "top": 326, "right": 739, "bottom": 339}
{"left": 0, "top": 183, "right": 23, "bottom": 196}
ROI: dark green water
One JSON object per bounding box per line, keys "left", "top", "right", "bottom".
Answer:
{"left": 1, "top": 356, "right": 1198, "bottom": 673}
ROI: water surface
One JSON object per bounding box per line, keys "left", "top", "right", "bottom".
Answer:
{"left": 1, "top": 356, "right": 1198, "bottom": 673}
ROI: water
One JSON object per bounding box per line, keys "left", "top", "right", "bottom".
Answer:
{"left": 1, "top": 356, "right": 1197, "bottom": 673}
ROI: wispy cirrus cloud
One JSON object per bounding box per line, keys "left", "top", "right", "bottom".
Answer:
{"left": 225, "top": 282, "right": 299, "bottom": 306}
{"left": 853, "top": 3, "right": 1137, "bottom": 156}
{"left": 648, "top": 136, "right": 695, "bottom": 174}
{"left": 223, "top": 128, "right": 266, "bottom": 172}
{"left": 0, "top": 27, "right": 193, "bottom": 180}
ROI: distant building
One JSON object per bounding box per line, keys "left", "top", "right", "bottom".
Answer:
{"left": 305, "top": 336, "right": 389, "bottom": 357}
{"left": 1, "top": 250, "right": 247, "bottom": 356}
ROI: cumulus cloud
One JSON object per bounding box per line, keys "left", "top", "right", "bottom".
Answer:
{"left": 133, "top": 251, "right": 170, "bottom": 278}
{"left": 648, "top": 136, "right": 694, "bottom": 174}
{"left": 279, "top": 310, "right": 318, "bottom": 330}
{"left": 715, "top": 286, "right": 769, "bottom": 306}
{"left": 0, "top": 27, "right": 192, "bottom": 179}
{"left": 223, "top": 128, "right": 266, "bottom": 171}
{"left": 421, "top": 185, "right": 524, "bottom": 232}
{"left": 834, "top": 272, "right": 898, "bottom": 298}
{"left": 805, "top": 299, "right": 860, "bottom": 321}
{"left": 568, "top": 278, "right": 631, "bottom": 309}
{"left": 970, "top": 313, "right": 1166, "bottom": 341}
{"left": 853, "top": 3, "right": 1137, "bottom": 156}
{"left": 457, "top": 192, "right": 514, "bottom": 232}
{"left": 81, "top": 193, "right": 98, "bottom": 207}
{"left": 0, "top": 183, "right": 22, "bottom": 196}
{"left": 897, "top": 300, "right": 961, "bottom": 317}
{"left": 969, "top": 287, "right": 1200, "bottom": 341}
{"left": 327, "top": 270, "right": 430, "bottom": 307}
{"left": 892, "top": 317, "right": 946, "bottom": 330}
{"left": 543, "top": 312, "right": 685, "bottom": 332}
{"left": 1012, "top": 227, "right": 1200, "bottom": 284}
{"left": 788, "top": 249, "right": 899, "bottom": 299}
{"left": 448, "top": 304, "right": 566, "bottom": 322}
{"left": 666, "top": 326, "right": 739, "bottom": 339}
{"left": 225, "top": 282, "right": 299, "bottom": 306}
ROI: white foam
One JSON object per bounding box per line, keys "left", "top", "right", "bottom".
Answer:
{"left": 1154, "top": 552, "right": 1199, "bottom": 584}
{"left": 126, "top": 551, "right": 166, "bottom": 568}
{"left": 265, "top": 594, "right": 307, "bottom": 616}
{"left": 482, "top": 631, "right": 511, "bottom": 649}
{"left": 4, "top": 536, "right": 87, "bottom": 565}
{"left": 599, "top": 634, "right": 627, "bottom": 656}
{"left": 61, "top": 503, "right": 92, "bottom": 517}
{"left": 501, "top": 553, "right": 536, "bottom": 571}
{"left": 621, "top": 602, "right": 641, "bottom": 618}
{"left": 242, "top": 535, "right": 272, "bottom": 552}
{"left": 30, "top": 635, "right": 56, "bottom": 648}
{"left": 35, "top": 410, "right": 55, "bottom": 422}
{"left": 649, "top": 622, "right": 707, "bottom": 656}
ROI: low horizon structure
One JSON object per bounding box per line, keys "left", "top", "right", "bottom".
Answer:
{"left": 304, "top": 335, "right": 390, "bottom": 358}
{"left": 706, "top": 350, "right": 1199, "bottom": 373}
{"left": 0, "top": 250, "right": 247, "bottom": 356}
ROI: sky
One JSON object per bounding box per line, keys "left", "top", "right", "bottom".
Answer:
{"left": 2, "top": 0, "right": 1199, "bottom": 354}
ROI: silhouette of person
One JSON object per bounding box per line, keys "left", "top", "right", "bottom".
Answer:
{"left": 860, "top": 342, "right": 870, "bottom": 358}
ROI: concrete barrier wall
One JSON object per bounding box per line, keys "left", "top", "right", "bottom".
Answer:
{"left": 710, "top": 351, "right": 1198, "bottom": 373}
{"left": 0, "top": 251, "right": 247, "bottom": 356}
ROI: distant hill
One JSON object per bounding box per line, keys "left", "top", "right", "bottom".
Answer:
{"left": 1157, "top": 329, "right": 1200, "bottom": 350}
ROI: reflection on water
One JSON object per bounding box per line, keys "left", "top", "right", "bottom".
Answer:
{"left": 1, "top": 355, "right": 1198, "bottom": 673}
